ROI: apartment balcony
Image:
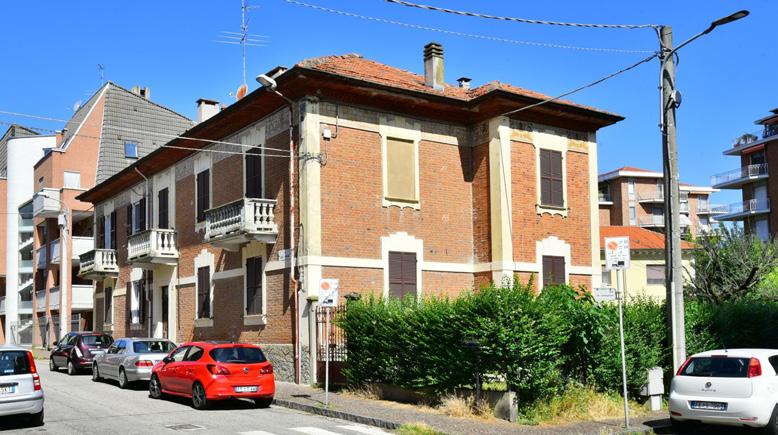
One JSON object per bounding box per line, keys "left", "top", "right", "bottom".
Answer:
{"left": 36, "top": 287, "right": 59, "bottom": 312}
{"left": 1, "top": 296, "right": 33, "bottom": 315}
{"left": 598, "top": 193, "right": 612, "bottom": 205}
{"left": 18, "top": 236, "right": 33, "bottom": 253}
{"left": 72, "top": 285, "right": 94, "bottom": 311}
{"left": 35, "top": 244, "right": 47, "bottom": 268}
{"left": 696, "top": 204, "right": 729, "bottom": 215}
{"left": 78, "top": 249, "right": 119, "bottom": 280}
{"left": 638, "top": 215, "right": 692, "bottom": 228}
{"left": 19, "top": 259, "right": 33, "bottom": 274}
{"left": 127, "top": 229, "right": 178, "bottom": 266}
{"left": 0, "top": 297, "right": 4, "bottom": 315}
{"left": 716, "top": 198, "right": 771, "bottom": 221}
{"left": 19, "top": 218, "right": 33, "bottom": 233}
{"left": 19, "top": 277, "right": 33, "bottom": 293}
{"left": 32, "top": 188, "right": 62, "bottom": 218}
{"left": 711, "top": 164, "right": 769, "bottom": 189}
{"left": 205, "top": 198, "right": 278, "bottom": 251}
{"left": 50, "top": 237, "right": 94, "bottom": 265}
{"left": 638, "top": 192, "right": 665, "bottom": 204}
{"left": 725, "top": 126, "right": 778, "bottom": 156}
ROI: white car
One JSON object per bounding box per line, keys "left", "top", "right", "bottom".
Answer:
{"left": 0, "top": 345, "right": 44, "bottom": 426}
{"left": 669, "top": 348, "right": 778, "bottom": 433}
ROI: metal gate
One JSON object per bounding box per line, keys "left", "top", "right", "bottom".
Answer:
{"left": 315, "top": 305, "right": 347, "bottom": 384}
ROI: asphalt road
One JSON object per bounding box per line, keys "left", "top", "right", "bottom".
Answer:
{"left": 0, "top": 367, "right": 391, "bottom": 435}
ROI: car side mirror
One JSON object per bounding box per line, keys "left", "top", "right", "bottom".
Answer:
{"left": 162, "top": 356, "right": 173, "bottom": 364}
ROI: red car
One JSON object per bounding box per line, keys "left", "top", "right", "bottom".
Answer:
{"left": 148, "top": 341, "right": 274, "bottom": 410}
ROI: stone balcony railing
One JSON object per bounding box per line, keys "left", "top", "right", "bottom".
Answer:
{"left": 205, "top": 198, "right": 278, "bottom": 251}
{"left": 128, "top": 229, "right": 178, "bottom": 265}
{"left": 78, "top": 249, "right": 119, "bottom": 280}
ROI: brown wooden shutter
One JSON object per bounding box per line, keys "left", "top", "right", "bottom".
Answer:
{"left": 540, "top": 150, "right": 564, "bottom": 207}
{"left": 110, "top": 211, "right": 117, "bottom": 250}
{"left": 550, "top": 151, "right": 563, "bottom": 207}
{"left": 97, "top": 216, "right": 105, "bottom": 249}
{"left": 126, "top": 204, "right": 133, "bottom": 236}
{"left": 388, "top": 252, "right": 417, "bottom": 299}
{"left": 540, "top": 150, "right": 551, "bottom": 206}
{"left": 158, "top": 188, "right": 169, "bottom": 229}
{"left": 245, "top": 150, "right": 262, "bottom": 199}
{"left": 402, "top": 252, "right": 417, "bottom": 297}
{"left": 138, "top": 198, "right": 147, "bottom": 232}
{"left": 542, "top": 255, "right": 565, "bottom": 286}
{"left": 246, "top": 257, "right": 262, "bottom": 315}
{"left": 197, "top": 266, "right": 210, "bottom": 318}
{"left": 196, "top": 170, "right": 210, "bottom": 222}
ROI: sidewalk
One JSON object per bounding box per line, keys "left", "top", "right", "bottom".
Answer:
{"left": 274, "top": 382, "right": 671, "bottom": 434}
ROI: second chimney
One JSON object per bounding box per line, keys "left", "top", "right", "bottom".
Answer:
{"left": 424, "top": 42, "right": 444, "bottom": 91}
{"left": 196, "top": 98, "right": 220, "bottom": 123}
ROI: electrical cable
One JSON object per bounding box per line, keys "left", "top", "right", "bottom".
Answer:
{"left": 384, "top": 0, "right": 660, "bottom": 30}
{"left": 284, "top": 0, "right": 654, "bottom": 54}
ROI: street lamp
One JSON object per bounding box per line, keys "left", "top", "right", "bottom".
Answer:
{"left": 659, "top": 10, "right": 749, "bottom": 373}
{"left": 256, "top": 73, "right": 303, "bottom": 384}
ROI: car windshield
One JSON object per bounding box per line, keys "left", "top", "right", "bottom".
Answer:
{"left": 0, "top": 351, "right": 31, "bottom": 376}
{"left": 81, "top": 335, "right": 113, "bottom": 347}
{"left": 134, "top": 340, "right": 176, "bottom": 354}
{"left": 209, "top": 346, "right": 267, "bottom": 364}
{"left": 681, "top": 357, "right": 751, "bottom": 378}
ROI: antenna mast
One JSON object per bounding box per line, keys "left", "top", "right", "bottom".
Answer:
{"left": 98, "top": 64, "right": 105, "bottom": 85}
{"left": 241, "top": 0, "right": 248, "bottom": 86}
{"left": 214, "top": 1, "right": 269, "bottom": 97}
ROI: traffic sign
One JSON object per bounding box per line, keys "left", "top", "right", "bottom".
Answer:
{"left": 593, "top": 287, "right": 618, "bottom": 302}
{"left": 604, "top": 236, "right": 631, "bottom": 270}
{"left": 319, "top": 279, "right": 339, "bottom": 307}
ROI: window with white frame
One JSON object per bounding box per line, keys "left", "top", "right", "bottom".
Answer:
{"left": 63, "top": 171, "right": 80, "bottom": 188}
{"left": 385, "top": 137, "right": 418, "bottom": 203}
{"left": 124, "top": 141, "right": 139, "bottom": 159}
{"left": 628, "top": 179, "right": 636, "bottom": 199}
{"left": 629, "top": 206, "right": 637, "bottom": 225}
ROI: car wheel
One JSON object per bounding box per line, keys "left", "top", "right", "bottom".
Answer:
{"left": 49, "top": 358, "right": 57, "bottom": 372}
{"left": 765, "top": 405, "right": 778, "bottom": 435}
{"left": 192, "top": 382, "right": 209, "bottom": 410}
{"left": 254, "top": 397, "right": 273, "bottom": 408}
{"left": 118, "top": 368, "right": 129, "bottom": 389}
{"left": 149, "top": 375, "right": 163, "bottom": 399}
{"left": 92, "top": 364, "right": 100, "bottom": 382}
{"left": 67, "top": 359, "right": 77, "bottom": 376}
{"left": 28, "top": 409, "right": 44, "bottom": 427}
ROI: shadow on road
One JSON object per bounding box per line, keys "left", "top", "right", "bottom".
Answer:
{"left": 0, "top": 415, "right": 42, "bottom": 431}
{"left": 644, "top": 418, "right": 764, "bottom": 434}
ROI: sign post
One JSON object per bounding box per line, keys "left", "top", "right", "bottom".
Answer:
{"left": 604, "top": 237, "right": 631, "bottom": 429}
{"left": 319, "top": 279, "right": 339, "bottom": 406}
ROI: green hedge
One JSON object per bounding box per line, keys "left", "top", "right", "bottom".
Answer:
{"left": 339, "top": 282, "right": 778, "bottom": 403}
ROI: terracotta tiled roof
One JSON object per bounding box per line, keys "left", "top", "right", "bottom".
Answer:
{"left": 600, "top": 226, "right": 696, "bottom": 250}
{"left": 296, "top": 54, "right": 615, "bottom": 115}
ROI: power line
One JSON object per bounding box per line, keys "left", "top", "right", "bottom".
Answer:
{"left": 285, "top": 0, "right": 654, "bottom": 54}
{"left": 385, "top": 0, "right": 660, "bottom": 30}
{"left": 501, "top": 53, "right": 658, "bottom": 117}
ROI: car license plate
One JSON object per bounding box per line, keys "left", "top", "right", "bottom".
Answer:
{"left": 234, "top": 386, "right": 258, "bottom": 393}
{"left": 0, "top": 385, "right": 15, "bottom": 395}
{"left": 690, "top": 401, "right": 727, "bottom": 411}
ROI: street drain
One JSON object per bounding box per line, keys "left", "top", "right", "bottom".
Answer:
{"left": 165, "top": 424, "right": 206, "bottom": 431}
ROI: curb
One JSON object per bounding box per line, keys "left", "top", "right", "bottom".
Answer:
{"left": 273, "top": 399, "right": 403, "bottom": 430}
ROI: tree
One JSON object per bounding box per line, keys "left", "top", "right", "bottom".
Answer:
{"left": 686, "top": 226, "right": 778, "bottom": 304}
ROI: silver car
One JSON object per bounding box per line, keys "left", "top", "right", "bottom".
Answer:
{"left": 0, "top": 345, "right": 44, "bottom": 426}
{"left": 92, "top": 338, "right": 176, "bottom": 389}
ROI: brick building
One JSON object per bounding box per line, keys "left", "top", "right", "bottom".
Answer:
{"left": 598, "top": 166, "right": 722, "bottom": 237}
{"left": 76, "top": 43, "right": 622, "bottom": 382}
{"left": 711, "top": 109, "right": 778, "bottom": 240}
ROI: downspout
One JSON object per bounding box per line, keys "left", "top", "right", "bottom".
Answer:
{"left": 134, "top": 166, "right": 152, "bottom": 338}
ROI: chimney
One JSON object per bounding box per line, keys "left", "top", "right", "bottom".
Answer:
{"left": 130, "top": 86, "right": 152, "bottom": 100}
{"left": 423, "top": 42, "right": 444, "bottom": 91}
{"left": 196, "top": 99, "right": 221, "bottom": 123}
{"left": 457, "top": 77, "right": 471, "bottom": 90}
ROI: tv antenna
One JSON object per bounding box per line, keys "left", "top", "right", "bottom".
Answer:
{"left": 214, "top": 0, "right": 270, "bottom": 94}
{"left": 97, "top": 64, "right": 105, "bottom": 85}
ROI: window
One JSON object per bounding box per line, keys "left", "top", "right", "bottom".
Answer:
{"left": 114, "top": 340, "right": 126, "bottom": 354}
{"left": 245, "top": 149, "right": 263, "bottom": 199}
{"left": 158, "top": 188, "right": 169, "bottom": 229}
{"left": 210, "top": 346, "right": 267, "bottom": 363}
{"left": 104, "top": 287, "right": 113, "bottom": 324}
{"left": 628, "top": 206, "right": 637, "bottom": 225}
{"left": 542, "top": 256, "right": 566, "bottom": 287}
{"left": 185, "top": 346, "right": 204, "bottom": 362}
{"left": 100, "top": 212, "right": 116, "bottom": 250}
{"left": 646, "top": 265, "right": 665, "bottom": 285}
{"left": 540, "top": 149, "right": 563, "bottom": 207}
{"left": 129, "top": 278, "right": 149, "bottom": 325}
{"left": 63, "top": 171, "right": 81, "bottom": 188}
{"left": 124, "top": 141, "right": 139, "bottom": 159}
{"left": 134, "top": 199, "right": 146, "bottom": 233}
{"left": 680, "top": 191, "right": 689, "bottom": 203}
{"left": 385, "top": 138, "right": 417, "bottom": 203}
{"left": 757, "top": 218, "right": 770, "bottom": 241}
{"left": 627, "top": 179, "right": 636, "bottom": 199}
{"left": 196, "top": 169, "right": 210, "bottom": 222}
{"left": 751, "top": 150, "right": 766, "bottom": 165}
{"left": 699, "top": 196, "right": 709, "bottom": 210}
{"left": 246, "top": 257, "right": 263, "bottom": 316}
{"left": 680, "top": 357, "right": 750, "bottom": 378}
{"left": 388, "top": 251, "right": 417, "bottom": 299}
{"left": 601, "top": 266, "right": 612, "bottom": 287}
{"left": 169, "top": 346, "right": 189, "bottom": 363}
{"left": 0, "top": 351, "right": 32, "bottom": 376}
{"left": 656, "top": 180, "right": 664, "bottom": 198}
{"left": 38, "top": 177, "right": 44, "bottom": 190}
{"left": 700, "top": 216, "right": 710, "bottom": 229}
{"left": 197, "top": 266, "right": 211, "bottom": 318}
{"left": 134, "top": 340, "right": 175, "bottom": 354}
{"left": 769, "top": 356, "right": 778, "bottom": 374}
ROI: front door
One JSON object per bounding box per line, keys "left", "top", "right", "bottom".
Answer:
{"left": 161, "top": 286, "right": 169, "bottom": 339}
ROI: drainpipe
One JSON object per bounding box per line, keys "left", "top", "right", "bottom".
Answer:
{"left": 134, "top": 167, "right": 152, "bottom": 338}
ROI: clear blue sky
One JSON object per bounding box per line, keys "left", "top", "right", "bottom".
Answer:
{"left": 0, "top": 1, "right": 770, "bottom": 205}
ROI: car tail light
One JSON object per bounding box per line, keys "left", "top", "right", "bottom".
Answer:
{"left": 27, "top": 352, "right": 41, "bottom": 391}
{"left": 260, "top": 365, "right": 273, "bottom": 375}
{"left": 135, "top": 360, "right": 154, "bottom": 367}
{"left": 675, "top": 357, "right": 692, "bottom": 376}
{"left": 748, "top": 357, "right": 762, "bottom": 378}
{"left": 670, "top": 411, "right": 682, "bottom": 417}
{"left": 207, "top": 364, "right": 230, "bottom": 375}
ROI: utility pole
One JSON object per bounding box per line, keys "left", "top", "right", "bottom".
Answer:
{"left": 659, "top": 26, "right": 686, "bottom": 372}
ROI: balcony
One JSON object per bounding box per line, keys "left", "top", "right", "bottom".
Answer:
{"left": 638, "top": 192, "right": 665, "bottom": 204}
{"left": 0, "top": 297, "right": 4, "bottom": 314}
{"left": 19, "top": 277, "right": 33, "bottom": 293}
{"left": 205, "top": 198, "right": 278, "bottom": 251}
{"left": 32, "top": 188, "right": 61, "bottom": 218}
{"left": 18, "top": 236, "right": 33, "bottom": 252}
{"left": 726, "top": 126, "right": 778, "bottom": 156}
{"left": 19, "top": 260, "right": 33, "bottom": 274}
{"left": 19, "top": 218, "right": 33, "bottom": 233}
{"left": 716, "top": 198, "right": 771, "bottom": 221}
{"left": 598, "top": 193, "right": 612, "bottom": 205}
{"left": 72, "top": 285, "right": 94, "bottom": 311}
{"left": 78, "top": 249, "right": 119, "bottom": 280}
{"left": 711, "top": 164, "right": 769, "bottom": 189}
{"left": 639, "top": 215, "right": 665, "bottom": 228}
{"left": 50, "top": 237, "right": 94, "bottom": 265}
{"left": 35, "top": 244, "right": 47, "bottom": 268}
{"left": 1, "top": 296, "right": 33, "bottom": 315}
{"left": 128, "top": 229, "right": 178, "bottom": 266}
{"left": 697, "top": 204, "right": 728, "bottom": 215}
{"left": 36, "top": 287, "right": 59, "bottom": 312}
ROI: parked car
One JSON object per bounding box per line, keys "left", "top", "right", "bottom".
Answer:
{"left": 149, "top": 341, "right": 275, "bottom": 410}
{"left": 669, "top": 348, "right": 778, "bottom": 433}
{"left": 49, "top": 332, "right": 113, "bottom": 375}
{"left": 92, "top": 338, "right": 176, "bottom": 389}
{"left": 0, "top": 345, "right": 44, "bottom": 426}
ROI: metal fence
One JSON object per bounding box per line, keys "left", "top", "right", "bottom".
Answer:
{"left": 315, "top": 305, "right": 347, "bottom": 362}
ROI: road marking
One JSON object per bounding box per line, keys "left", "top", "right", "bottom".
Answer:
{"left": 238, "top": 432, "right": 279, "bottom": 435}
{"left": 338, "top": 425, "right": 391, "bottom": 434}
{"left": 291, "top": 428, "right": 343, "bottom": 435}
